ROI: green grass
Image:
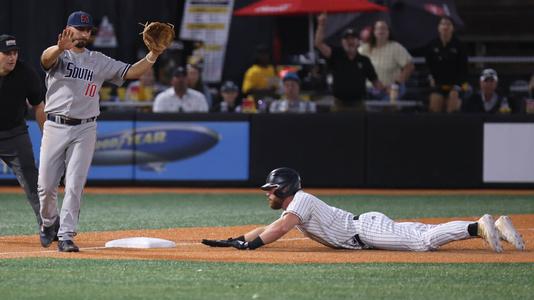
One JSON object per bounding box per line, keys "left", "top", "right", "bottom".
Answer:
{"left": 1, "top": 193, "right": 533, "bottom": 235}
{"left": 1, "top": 192, "right": 533, "bottom": 299}
{"left": 0, "top": 259, "right": 532, "bottom": 300}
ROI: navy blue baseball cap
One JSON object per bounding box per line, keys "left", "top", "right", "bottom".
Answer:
{"left": 67, "top": 11, "right": 94, "bottom": 28}
{"left": 282, "top": 72, "right": 300, "bottom": 84}
{"left": 220, "top": 80, "right": 239, "bottom": 92}
{"left": 0, "top": 35, "right": 19, "bottom": 52}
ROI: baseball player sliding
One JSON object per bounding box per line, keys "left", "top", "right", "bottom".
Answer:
{"left": 203, "top": 168, "right": 525, "bottom": 252}
{"left": 38, "top": 11, "right": 174, "bottom": 252}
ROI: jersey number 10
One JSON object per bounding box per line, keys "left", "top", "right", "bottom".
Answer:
{"left": 85, "top": 83, "right": 97, "bottom": 97}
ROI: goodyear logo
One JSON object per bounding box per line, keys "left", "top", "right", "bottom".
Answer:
{"left": 95, "top": 131, "right": 166, "bottom": 151}
{"left": 92, "top": 124, "right": 220, "bottom": 166}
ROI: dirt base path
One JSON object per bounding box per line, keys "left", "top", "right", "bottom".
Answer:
{"left": 2, "top": 187, "right": 534, "bottom": 196}
{"left": 1, "top": 215, "right": 532, "bottom": 264}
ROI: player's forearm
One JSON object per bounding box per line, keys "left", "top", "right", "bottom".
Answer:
{"left": 244, "top": 226, "right": 266, "bottom": 241}
{"left": 259, "top": 223, "right": 291, "bottom": 244}
{"left": 34, "top": 103, "right": 46, "bottom": 132}
{"left": 41, "top": 46, "right": 63, "bottom": 70}
{"left": 125, "top": 52, "right": 159, "bottom": 80}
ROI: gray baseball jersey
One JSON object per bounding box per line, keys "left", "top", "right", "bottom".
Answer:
{"left": 44, "top": 49, "right": 130, "bottom": 119}
{"left": 39, "top": 48, "right": 130, "bottom": 242}
{"left": 283, "top": 191, "right": 471, "bottom": 251}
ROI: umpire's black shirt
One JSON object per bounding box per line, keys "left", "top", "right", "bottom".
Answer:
{"left": 0, "top": 60, "right": 43, "bottom": 134}
{"left": 326, "top": 47, "right": 378, "bottom": 104}
{"left": 425, "top": 37, "right": 468, "bottom": 86}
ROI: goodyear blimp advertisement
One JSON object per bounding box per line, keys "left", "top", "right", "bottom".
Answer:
{"left": 0, "top": 120, "right": 249, "bottom": 181}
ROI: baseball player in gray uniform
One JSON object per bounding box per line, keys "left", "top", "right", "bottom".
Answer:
{"left": 202, "top": 168, "right": 525, "bottom": 252}
{"left": 39, "top": 11, "right": 170, "bottom": 252}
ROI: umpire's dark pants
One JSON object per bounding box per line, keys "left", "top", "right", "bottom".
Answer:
{"left": 0, "top": 132, "right": 42, "bottom": 228}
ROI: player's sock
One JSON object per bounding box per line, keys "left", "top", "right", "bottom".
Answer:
{"left": 467, "top": 223, "right": 478, "bottom": 236}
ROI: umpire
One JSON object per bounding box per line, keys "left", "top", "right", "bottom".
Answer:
{"left": 0, "top": 34, "right": 46, "bottom": 228}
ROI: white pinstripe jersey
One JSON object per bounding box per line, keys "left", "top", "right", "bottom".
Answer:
{"left": 282, "top": 190, "right": 363, "bottom": 249}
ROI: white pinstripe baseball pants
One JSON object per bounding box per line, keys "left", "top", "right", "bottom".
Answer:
{"left": 356, "top": 212, "right": 472, "bottom": 251}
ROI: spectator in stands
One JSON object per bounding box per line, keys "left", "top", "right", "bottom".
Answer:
{"left": 211, "top": 80, "right": 242, "bottom": 113}
{"left": 300, "top": 63, "right": 329, "bottom": 99}
{"left": 241, "top": 45, "right": 279, "bottom": 100}
{"left": 187, "top": 63, "right": 213, "bottom": 109}
{"left": 125, "top": 68, "right": 166, "bottom": 102}
{"left": 425, "top": 16, "right": 470, "bottom": 113}
{"left": 152, "top": 66, "right": 209, "bottom": 113}
{"left": 462, "top": 69, "right": 510, "bottom": 114}
{"left": 270, "top": 73, "right": 316, "bottom": 113}
{"left": 528, "top": 74, "right": 534, "bottom": 98}
{"left": 359, "top": 20, "right": 414, "bottom": 101}
{"left": 315, "top": 13, "right": 384, "bottom": 111}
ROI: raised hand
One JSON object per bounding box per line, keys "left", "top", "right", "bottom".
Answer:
{"left": 57, "top": 28, "right": 75, "bottom": 51}
{"left": 317, "top": 13, "right": 327, "bottom": 26}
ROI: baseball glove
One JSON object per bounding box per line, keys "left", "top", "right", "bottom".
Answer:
{"left": 141, "top": 22, "right": 175, "bottom": 54}
{"left": 201, "top": 238, "right": 249, "bottom": 249}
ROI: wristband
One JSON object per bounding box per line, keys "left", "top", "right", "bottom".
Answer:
{"left": 145, "top": 54, "right": 157, "bottom": 64}
{"left": 235, "top": 235, "right": 245, "bottom": 242}
{"left": 247, "top": 236, "right": 264, "bottom": 250}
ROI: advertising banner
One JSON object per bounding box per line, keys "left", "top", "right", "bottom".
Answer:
{"left": 483, "top": 123, "right": 534, "bottom": 183}
{"left": 180, "top": 0, "right": 234, "bottom": 82}
{"left": 0, "top": 120, "right": 248, "bottom": 181}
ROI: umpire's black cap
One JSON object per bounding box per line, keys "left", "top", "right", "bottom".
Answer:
{"left": 0, "top": 35, "right": 20, "bottom": 52}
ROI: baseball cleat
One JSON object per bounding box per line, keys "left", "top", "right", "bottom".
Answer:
{"left": 39, "top": 218, "right": 60, "bottom": 248}
{"left": 495, "top": 216, "right": 525, "bottom": 251}
{"left": 58, "top": 240, "right": 80, "bottom": 252}
{"left": 477, "top": 214, "right": 503, "bottom": 253}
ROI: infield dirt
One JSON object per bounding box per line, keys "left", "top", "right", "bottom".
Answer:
{"left": 1, "top": 214, "right": 532, "bottom": 264}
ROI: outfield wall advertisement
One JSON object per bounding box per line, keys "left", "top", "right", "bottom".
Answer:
{"left": 483, "top": 123, "right": 534, "bottom": 183}
{"left": 0, "top": 121, "right": 249, "bottom": 181}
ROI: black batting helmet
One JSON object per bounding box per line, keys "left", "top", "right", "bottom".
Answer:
{"left": 260, "top": 167, "right": 302, "bottom": 198}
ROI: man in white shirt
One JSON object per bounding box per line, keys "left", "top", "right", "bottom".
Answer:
{"left": 202, "top": 168, "right": 525, "bottom": 252}
{"left": 270, "top": 73, "right": 316, "bottom": 113}
{"left": 153, "top": 66, "right": 208, "bottom": 112}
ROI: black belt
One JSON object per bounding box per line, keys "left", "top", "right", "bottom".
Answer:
{"left": 353, "top": 215, "right": 366, "bottom": 247}
{"left": 47, "top": 114, "right": 97, "bottom": 126}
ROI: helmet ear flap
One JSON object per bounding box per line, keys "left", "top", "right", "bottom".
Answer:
{"left": 273, "top": 187, "right": 286, "bottom": 198}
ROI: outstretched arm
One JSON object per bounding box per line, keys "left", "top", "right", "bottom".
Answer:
{"left": 243, "top": 226, "right": 267, "bottom": 241}
{"left": 201, "top": 213, "right": 301, "bottom": 250}
{"left": 255, "top": 213, "right": 300, "bottom": 244}
{"left": 315, "top": 13, "right": 332, "bottom": 58}
{"left": 124, "top": 51, "right": 161, "bottom": 80}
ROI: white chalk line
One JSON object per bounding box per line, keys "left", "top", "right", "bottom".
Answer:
{"left": 0, "top": 237, "right": 310, "bottom": 256}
